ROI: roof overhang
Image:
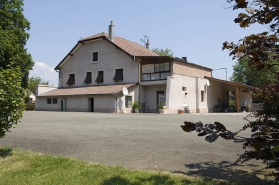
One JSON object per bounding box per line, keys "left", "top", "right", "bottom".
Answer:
{"left": 38, "top": 83, "right": 138, "bottom": 97}
{"left": 205, "top": 76, "right": 251, "bottom": 89}
{"left": 135, "top": 56, "right": 212, "bottom": 71}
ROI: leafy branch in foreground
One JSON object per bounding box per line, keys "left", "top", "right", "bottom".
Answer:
{"left": 223, "top": 0, "right": 279, "bottom": 70}
{"left": 0, "top": 63, "right": 25, "bottom": 138}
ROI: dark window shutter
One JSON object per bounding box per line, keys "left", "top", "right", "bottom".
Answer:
{"left": 84, "top": 72, "right": 92, "bottom": 84}
{"left": 67, "top": 74, "right": 75, "bottom": 85}
{"left": 95, "top": 71, "right": 103, "bottom": 83}
{"left": 113, "top": 69, "right": 123, "bottom": 82}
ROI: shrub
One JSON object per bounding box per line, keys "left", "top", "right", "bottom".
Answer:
{"left": 25, "top": 103, "right": 35, "bottom": 110}
{"left": 132, "top": 101, "right": 140, "bottom": 110}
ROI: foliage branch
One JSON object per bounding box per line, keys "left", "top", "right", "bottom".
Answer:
{"left": 0, "top": 63, "right": 25, "bottom": 138}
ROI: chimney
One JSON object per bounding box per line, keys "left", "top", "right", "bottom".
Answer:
{"left": 146, "top": 39, "right": 150, "bottom": 49}
{"left": 182, "top": 57, "right": 187, "bottom": 62}
{"left": 109, "top": 21, "right": 115, "bottom": 42}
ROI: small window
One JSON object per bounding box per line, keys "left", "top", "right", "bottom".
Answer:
{"left": 92, "top": 52, "right": 98, "bottom": 62}
{"left": 125, "top": 96, "right": 132, "bottom": 108}
{"left": 66, "top": 74, "right": 75, "bottom": 85}
{"left": 47, "top": 98, "right": 51, "bottom": 104}
{"left": 53, "top": 98, "right": 57, "bottom": 104}
{"left": 182, "top": 87, "right": 187, "bottom": 91}
{"left": 114, "top": 69, "right": 123, "bottom": 82}
{"left": 201, "top": 91, "right": 204, "bottom": 102}
{"left": 95, "top": 71, "right": 104, "bottom": 83}
{"left": 84, "top": 72, "right": 92, "bottom": 84}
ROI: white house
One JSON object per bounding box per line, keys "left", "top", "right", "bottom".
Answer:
{"left": 35, "top": 22, "right": 252, "bottom": 113}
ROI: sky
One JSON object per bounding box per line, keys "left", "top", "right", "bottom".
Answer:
{"left": 25, "top": 0, "right": 267, "bottom": 86}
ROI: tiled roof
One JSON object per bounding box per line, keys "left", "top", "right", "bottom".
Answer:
{"left": 39, "top": 83, "right": 137, "bottom": 97}
{"left": 80, "top": 32, "right": 159, "bottom": 56}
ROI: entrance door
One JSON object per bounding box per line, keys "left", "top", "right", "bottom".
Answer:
{"left": 157, "top": 91, "right": 165, "bottom": 109}
{"left": 90, "top": 98, "right": 94, "bottom": 112}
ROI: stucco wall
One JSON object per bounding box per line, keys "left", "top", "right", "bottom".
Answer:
{"left": 166, "top": 74, "right": 208, "bottom": 113}
{"left": 36, "top": 95, "right": 116, "bottom": 113}
{"left": 140, "top": 84, "right": 166, "bottom": 113}
{"left": 173, "top": 61, "right": 212, "bottom": 79}
{"left": 59, "top": 40, "right": 138, "bottom": 87}
{"left": 117, "top": 85, "right": 139, "bottom": 113}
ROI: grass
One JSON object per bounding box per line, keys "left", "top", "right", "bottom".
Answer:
{"left": 0, "top": 147, "right": 236, "bottom": 185}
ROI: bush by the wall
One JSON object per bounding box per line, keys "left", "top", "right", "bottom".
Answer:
{"left": 25, "top": 103, "right": 35, "bottom": 110}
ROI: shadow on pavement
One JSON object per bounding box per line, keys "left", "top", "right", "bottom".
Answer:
{"left": 173, "top": 160, "right": 274, "bottom": 184}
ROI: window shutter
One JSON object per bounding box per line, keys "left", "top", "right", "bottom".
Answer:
{"left": 95, "top": 71, "right": 103, "bottom": 83}
{"left": 84, "top": 72, "right": 92, "bottom": 84}
{"left": 66, "top": 74, "right": 75, "bottom": 85}
{"left": 113, "top": 69, "right": 123, "bottom": 82}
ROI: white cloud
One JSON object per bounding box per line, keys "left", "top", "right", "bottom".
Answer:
{"left": 29, "top": 62, "right": 58, "bottom": 86}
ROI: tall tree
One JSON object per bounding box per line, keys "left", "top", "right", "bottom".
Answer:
{"left": 152, "top": 48, "right": 174, "bottom": 57}
{"left": 230, "top": 57, "right": 279, "bottom": 86}
{"left": 0, "top": 0, "right": 34, "bottom": 88}
{"left": 28, "top": 77, "right": 49, "bottom": 93}
{"left": 182, "top": 0, "right": 279, "bottom": 182}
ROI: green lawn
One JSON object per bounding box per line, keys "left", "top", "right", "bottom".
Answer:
{"left": 0, "top": 147, "right": 235, "bottom": 185}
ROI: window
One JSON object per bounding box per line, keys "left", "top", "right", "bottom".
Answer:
{"left": 141, "top": 62, "right": 170, "bottom": 81}
{"left": 182, "top": 86, "right": 187, "bottom": 91}
{"left": 53, "top": 98, "right": 57, "bottom": 104}
{"left": 84, "top": 72, "right": 92, "bottom": 84}
{"left": 155, "top": 62, "right": 169, "bottom": 72}
{"left": 47, "top": 98, "right": 51, "bottom": 104}
{"left": 95, "top": 71, "right": 104, "bottom": 83}
{"left": 66, "top": 74, "right": 75, "bottom": 85}
{"left": 125, "top": 96, "right": 132, "bottom": 108}
{"left": 201, "top": 91, "right": 204, "bottom": 102}
{"left": 92, "top": 52, "right": 98, "bottom": 62}
{"left": 113, "top": 69, "right": 123, "bottom": 82}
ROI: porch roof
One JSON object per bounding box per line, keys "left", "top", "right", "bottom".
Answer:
{"left": 205, "top": 76, "right": 251, "bottom": 89}
{"left": 38, "top": 83, "right": 137, "bottom": 97}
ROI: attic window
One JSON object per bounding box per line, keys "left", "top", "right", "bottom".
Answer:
{"left": 182, "top": 86, "right": 187, "bottom": 92}
{"left": 95, "top": 71, "right": 104, "bottom": 83}
{"left": 113, "top": 69, "right": 123, "bottom": 82}
{"left": 84, "top": 72, "right": 92, "bottom": 84}
{"left": 92, "top": 52, "right": 98, "bottom": 63}
{"left": 66, "top": 74, "right": 75, "bottom": 85}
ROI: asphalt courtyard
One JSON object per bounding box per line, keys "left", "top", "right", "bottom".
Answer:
{"left": 0, "top": 111, "right": 272, "bottom": 184}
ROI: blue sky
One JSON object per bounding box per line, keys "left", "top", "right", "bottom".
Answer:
{"left": 25, "top": 0, "right": 266, "bottom": 86}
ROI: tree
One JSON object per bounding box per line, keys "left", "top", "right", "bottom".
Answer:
{"left": 0, "top": 63, "right": 25, "bottom": 138}
{"left": 152, "top": 48, "right": 174, "bottom": 57}
{"left": 182, "top": 0, "right": 279, "bottom": 182}
{"left": 0, "top": 0, "right": 34, "bottom": 88}
{"left": 28, "top": 77, "right": 49, "bottom": 94}
{"left": 230, "top": 57, "right": 279, "bottom": 86}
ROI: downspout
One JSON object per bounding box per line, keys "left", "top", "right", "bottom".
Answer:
{"left": 56, "top": 70, "right": 63, "bottom": 88}
{"left": 114, "top": 94, "right": 118, "bottom": 113}
{"left": 133, "top": 55, "right": 141, "bottom": 108}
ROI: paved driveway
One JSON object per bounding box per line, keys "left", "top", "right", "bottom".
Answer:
{"left": 0, "top": 111, "right": 271, "bottom": 184}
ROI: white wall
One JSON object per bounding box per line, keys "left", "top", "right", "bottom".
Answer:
{"left": 117, "top": 85, "right": 139, "bottom": 113}
{"left": 166, "top": 74, "right": 208, "bottom": 113}
{"left": 59, "top": 40, "right": 138, "bottom": 87}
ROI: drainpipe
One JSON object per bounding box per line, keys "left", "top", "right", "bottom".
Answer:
{"left": 133, "top": 55, "right": 141, "bottom": 108}
{"left": 114, "top": 94, "right": 118, "bottom": 113}
{"left": 56, "top": 70, "right": 63, "bottom": 88}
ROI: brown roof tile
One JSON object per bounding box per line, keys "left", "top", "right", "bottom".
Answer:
{"left": 39, "top": 83, "right": 137, "bottom": 97}
{"left": 80, "top": 32, "right": 159, "bottom": 56}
